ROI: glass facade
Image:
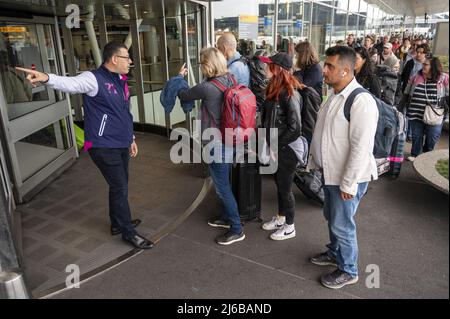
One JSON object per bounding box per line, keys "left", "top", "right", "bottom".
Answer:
{"left": 60, "top": 1, "right": 205, "bottom": 132}
{"left": 214, "top": 0, "right": 405, "bottom": 57}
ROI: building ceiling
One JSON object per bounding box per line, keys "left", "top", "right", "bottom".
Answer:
{"left": 366, "top": 0, "right": 449, "bottom": 17}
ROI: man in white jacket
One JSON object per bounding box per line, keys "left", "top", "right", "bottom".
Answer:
{"left": 307, "top": 46, "right": 379, "bottom": 289}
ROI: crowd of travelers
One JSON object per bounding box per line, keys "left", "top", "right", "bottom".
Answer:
{"left": 173, "top": 31, "right": 448, "bottom": 289}
{"left": 16, "top": 28, "right": 448, "bottom": 291}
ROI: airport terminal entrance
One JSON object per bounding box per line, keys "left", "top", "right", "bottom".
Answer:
{"left": 0, "top": 16, "right": 77, "bottom": 204}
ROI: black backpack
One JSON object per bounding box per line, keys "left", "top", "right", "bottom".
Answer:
{"left": 293, "top": 168, "right": 324, "bottom": 206}
{"left": 374, "top": 64, "right": 398, "bottom": 106}
{"left": 344, "top": 87, "right": 400, "bottom": 159}
{"left": 230, "top": 52, "right": 269, "bottom": 111}
{"left": 298, "top": 86, "right": 322, "bottom": 144}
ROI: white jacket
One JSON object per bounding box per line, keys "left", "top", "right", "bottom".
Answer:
{"left": 307, "top": 78, "right": 379, "bottom": 196}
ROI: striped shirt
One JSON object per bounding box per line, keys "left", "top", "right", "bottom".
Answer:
{"left": 407, "top": 81, "right": 438, "bottom": 122}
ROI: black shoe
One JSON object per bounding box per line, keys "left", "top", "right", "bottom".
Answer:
{"left": 123, "top": 234, "right": 154, "bottom": 249}
{"left": 111, "top": 219, "right": 142, "bottom": 236}
{"left": 215, "top": 231, "right": 245, "bottom": 245}
{"left": 310, "top": 252, "right": 338, "bottom": 267}
{"left": 207, "top": 218, "right": 231, "bottom": 229}
{"left": 321, "top": 269, "right": 358, "bottom": 289}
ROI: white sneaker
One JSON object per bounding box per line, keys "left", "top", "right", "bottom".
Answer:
{"left": 407, "top": 156, "right": 416, "bottom": 162}
{"left": 262, "top": 215, "right": 286, "bottom": 231}
{"left": 270, "top": 223, "right": 296, "bottom": 241}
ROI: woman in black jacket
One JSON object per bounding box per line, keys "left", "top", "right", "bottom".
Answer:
{"left": 354, "top": 46, "right": 381, "bottom": 98}
{"left": 259, "top": 52, "right": 305, "bottom": 241}
{"left": 293, "top": 41, "right": 323, "bottom": 98}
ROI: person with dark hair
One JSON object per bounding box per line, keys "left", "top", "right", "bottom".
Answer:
{"left": 396, "top": 38, "right": 411, "bottom": 62}
{"left": 308, "top": 45, "right": 378, "bottom": 289}
{"left": 259, "top": 52, "right": 305, "bottom": 241}
{"left": 403, "top": 56, "right": 449, "bottom": 161}
{"left": 346, "top": 34, "right": 356, "bottom": 48}
{"left": 293, "top": 41, "right": 323, "bottom": 97}
{"left": 401, "top": 43, "right": 429, "bottom": 93}
{"left": 354, "top": 47, "right": 381, "bottom": 98}
{"left": 363, "top": 35, "right": 375, "bottom": 51}
{"left": 391, "top": 36, "right": 401, "bottom": 53}
{"left": 375, "top": 35, "right": 390, "bottom": 56}
{"left": 16, "top": 42, "right": 154, "bottom": 250}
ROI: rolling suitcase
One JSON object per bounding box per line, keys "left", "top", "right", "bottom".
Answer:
{"left": 231, "top": 162, "right": 262, "bottom": 222}
{"left": 388, "top": 110, "right": 407, "bottom": 178}
{"left": 388, "top": 131, "right": 406, "bottom": 178}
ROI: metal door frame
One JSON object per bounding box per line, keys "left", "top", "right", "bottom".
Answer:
{"left": 0, "top": 15, "right": 77, "bottom": 203}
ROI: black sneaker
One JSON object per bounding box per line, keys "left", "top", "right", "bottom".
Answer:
{"left": 207, "top": 218, "right": 230, "bottom": 229}
{"left": 310, "top": 252, "right": 338, "bottom": 267}
{"left": 321, "top": 269, "right": 358, "bottom": 289}
{"left": 215, "top": 231, "right": 245, "bottom": 245}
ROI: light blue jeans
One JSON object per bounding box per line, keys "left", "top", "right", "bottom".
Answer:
{"left": 323, "top": 182, "right": 369, "bottom": 277}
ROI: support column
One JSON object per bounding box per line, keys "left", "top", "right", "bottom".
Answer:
{"left": 345, "top": 0, "right": 350, "bottom": 37}
{"left": 308, "top": 0, "right": 313, "bottom": 41}
{"left": 61, "top": 20, "right": 83, "bottom": 121}
{"left": 130, "top": 1, "right": 146, "bottom": 123}
{"left": 208, "top": 0, "right": 215, "bottom": 46}
{"left": 329, "top": 0, "right": 336, "bottom": 47}
{"left": 161, "top": 0, "right": 171, "bottom": 136}
{"left": 273, "top": 0, "right": 279, "bottom": 51}
{"left": 96, "top": 2, "right": 108, "bottom": 50}
{"left": 85, "top": 4, "right": 102, "bottom": 68}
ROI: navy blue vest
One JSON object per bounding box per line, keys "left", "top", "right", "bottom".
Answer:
{"left": 83, "top": 65, "right": 133, "bottom": 148}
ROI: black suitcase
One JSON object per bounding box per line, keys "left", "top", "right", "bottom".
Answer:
{"left": 388, "top": 131, "right": 406, "bottom": 178}
{"left": 293, "top": 168, "right": 324, "bottom": 206}
{"left": 231, "top": 162, "right": 262, "bottom": 222}
{"left": 388, "top": 109, "right": 407, "bottom": 178}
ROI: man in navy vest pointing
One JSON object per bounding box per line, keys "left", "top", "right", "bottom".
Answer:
{"left": 16, "top": 42, "right": 154, "bottom": 250}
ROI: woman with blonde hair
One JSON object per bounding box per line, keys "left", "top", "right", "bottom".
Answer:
{"left": 293, "top": 41, "right": 323, "bottom": 97}
{"left": 177, "top": 47, "right": 246, "bottom": 245}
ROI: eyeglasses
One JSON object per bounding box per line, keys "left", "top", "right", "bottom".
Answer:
{"left": 115, "top": 55, "right": 131, "bottom": 61}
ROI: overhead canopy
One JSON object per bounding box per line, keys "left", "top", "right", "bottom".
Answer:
{"left": 367, "top": 0, "right": 449, "bottom": 17}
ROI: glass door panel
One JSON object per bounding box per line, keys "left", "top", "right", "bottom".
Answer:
{"left": 0, "top": 17, "right": 76, "bottom": 203}
{"left": 0, "top": 22, "right": 56, "bottom": 120}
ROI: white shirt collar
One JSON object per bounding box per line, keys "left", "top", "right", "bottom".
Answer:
{"left": 333, "top": 77, "right": 360, "bottom": 99}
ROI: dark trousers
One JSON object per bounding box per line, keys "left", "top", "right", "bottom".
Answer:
{"left": 89, "top": 148, "right": 136, "bottom": 239}
{"left": 410, "top": 120, "right": 443, "bottom": 157}
{"left": 274, "top": 146, "right": 299, "bottom": 225}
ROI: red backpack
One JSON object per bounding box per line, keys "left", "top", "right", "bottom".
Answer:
{"left": 210, "top": 76, "right": 257, "bottom": 146}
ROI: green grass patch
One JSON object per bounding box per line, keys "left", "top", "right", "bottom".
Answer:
{"left": 436, "top": 159, "right": 449, "bottom": 180}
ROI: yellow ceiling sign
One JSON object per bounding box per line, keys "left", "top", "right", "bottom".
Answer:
{"left": 239, "top": 16, "right": 258, "bottom": 23}
{"left": 0, "top": 26, "right": 27, "bottom": 33}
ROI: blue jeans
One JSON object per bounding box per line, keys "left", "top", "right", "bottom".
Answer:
{"left": 208, "top": 144, "right": 242, "bottom": 234}
{"left": 323, "top": 182, "right": 368, "bottom": 277}
{"left": 409, "top": 120, "right": 443, "bottom": 157}
{"left": 89, "top": 148, "right": 136, "bottom": 239}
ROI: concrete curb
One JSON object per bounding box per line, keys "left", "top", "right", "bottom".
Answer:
{"left": 413, "top": 149, "right": 449, "bottom": 195}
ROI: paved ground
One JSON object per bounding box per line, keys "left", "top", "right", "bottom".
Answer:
{"left": 17, "top": 133, "right": 205, "bottom": 297}
{"left": 52, "top": 133, "right": 449, "bottom": 299}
